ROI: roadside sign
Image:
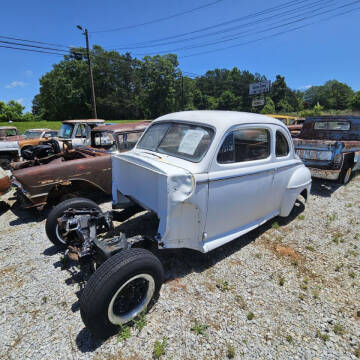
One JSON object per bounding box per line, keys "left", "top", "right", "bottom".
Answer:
{"left": 252, "top": 97, "right": 265, "bottom": 107}
{"left": 249, "top": 80, "right": 271, "bottom": 95}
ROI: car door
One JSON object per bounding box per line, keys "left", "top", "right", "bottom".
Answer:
{"left": 72, "top": 124, "right": 88, "bottom": 147}
{"left": 204, "top": 125, "right": 276, "bottom": 245}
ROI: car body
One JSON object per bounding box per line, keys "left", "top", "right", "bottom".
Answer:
{"left": 293, "top": 116, "right": 360, "bottom": 184}
{"left": 112, "top": 111, "right": 311, "bottom": 253}
{"left": 51, "top": 111, "right": 311, "bottom": 336}
{"left": 0, "top": 128, "right": 58, "bottom": 168}
{"left": 0, "top": 167, "right": 11, "bottom": 196}
{"left": 0, "top": 126, "right": 23, "bottom": 141}
{"left": 57, "top": 119, "right": 105, "bottom": 148}
{"left": 11, "top": 121, "right": 150, "bottom": 208}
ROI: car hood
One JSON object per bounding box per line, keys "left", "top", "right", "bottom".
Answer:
{"left": 0, "top": 140, "right": 19, "bottom": 150}
{"left": 112, "top": 151, "right": 195, "bottom": 213}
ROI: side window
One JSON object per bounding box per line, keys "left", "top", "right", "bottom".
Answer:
{"left": 118, "top": 131, "right": 143, "bottom": 151}
{"left": 217, "top": 129, "right": 270, "bottom": 163}
{"left": 275, "top": 131, "right": 290, "bottom": 157}
{"left": 75, "top": 124, "right": 87, "bottom": 138}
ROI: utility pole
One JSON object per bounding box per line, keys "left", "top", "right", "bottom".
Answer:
{"left": 77, "top": 25, "right": 97, "bottom": 119}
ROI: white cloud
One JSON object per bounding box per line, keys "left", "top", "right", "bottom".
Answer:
{"left": 298, "top": 85, "right": 312, "bottom": 90}
{"left": 16, "top": 98, "right": 24, "bottom": 104}
{"left": 5, "top": 81, "right": 26, "bottom": 89}
{"left": 24, "top": 70, "right": 33, "bottom": 78}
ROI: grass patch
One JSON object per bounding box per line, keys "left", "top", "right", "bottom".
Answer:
{"left": 333, "top": 323, "right": 345, "bottom": 335}
{"left": 349, "top": 271, "right": 356, "bottom": 279}
{"left": 247, "top": 312, "right": 255, "bottom": 320}
{"left": 153, "top": 337, "right": 167, "bottom": 359}
{"left": 346, "top": 203, "right": 353, "bottom": 208}
{"left": 316, "top": 330, "right": 329, "bottom": 342}
{"left": 255, "top": 253, "right": 262, "bottom": 259}
{"left": 279, "top": 277, "right": 285, "bottom": 286}
{"left": 216, "top": 280, "right": 234, "bottom": 292}
{"left": 298, "top": 215, "right": 305, "bottom": 220}
{"left": 305, "top": 245, "right": 315, "bottom": 251}
{"left": 191, "top": 320, "right": 209, "bottom": 336}
{"left": 286, "top": 335, "right": 294, "bottom": 344}
{"left": 134, "top": 312, "right": 147, "bottom": 332}
{"left": 272, "top": 221, "right": 280, "bottom": 229}
{"left": 327, "top": 212, "right": 337, "bottom": 223}
{"left": 226, "top": 343, "right": 235, "bottom": 359}
{"left": 117, "top": 325, "right": 131, "bottom": 342}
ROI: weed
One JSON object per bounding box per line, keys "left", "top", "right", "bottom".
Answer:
{"left": 305, "top": 245, "right": 315, "bottom": 251}
{"left": 152, "top": 337, "right": 167, "bottom": 359}
{"left": 332, "top": 232, "right": 343, "bottom": 244}
{"left": 134, "top": 312, "right": 147, "bottom": 332}
{"left": 298, "top": 293, "right": 305, "bottom": 301}
{"left": 279, "top": 277, "right": 285, "bottom": 286}
{"left": 355, "top": 233, "right": 360, "bottom": 240}
{"left": 327, "top": 213, "right": 337, "bottom": 223}
{"left": 298, "top": 215, "right": 305, "bottom": 220}
{"left": 226, "top": 343, "right": 235, "bottom": 359}
{"left": 348, "top": 250, "right": 358, "bottom": 257}
{"left": 292, "top": 260, "right": 299, "bottom": 267}
{"left": 335, "top": 263, "right": 343, "bottom": 272}
{"left": 117, "top": 325, "right": 131, "bottom": 342}
{"left": 312, "top": 289, "right": 320, "bottom": 299}
{"left": 48, "top": 316, "right": 53, "bottom": 320}
{"left": 191, "top": 320, "right": 209, "bottom": 336}
{"left": 272, "top": 222, "right": 280, "bottom": 229}
{"left": 349, "top": 271, "right": 356, "bottom": 279}
{"left": 346, "top": 203, "right": 353, "bottom": 208}
{"left": 355, "top": 345, "right": 360, "bottom": 358}
{"left": 235, "top": 295, "right": 247, "bottom": 310}
{"left": 286, "top": 335, "right": 294, "bottom": 344}
{"left": 316, "top": 330, "right": 329, "bottom": 342}
{"left": 255, "top": 253, "right": 262, "bottom": 259}
{"left": 247, "top": 312, "right": 255, "bottom": 320}
{"left": 216, "top": 280, "right": 234, "bottom": 292}
{"left": 333, "top": 323, "right": 345, "bottom": 335}
{"left": 41, "top": 296, "right": 47, "bottom": 304}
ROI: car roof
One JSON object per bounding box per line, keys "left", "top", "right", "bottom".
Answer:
{"left": 63, "top": 119, "right": 105, "bottom": 124}
{"left": 92, "top": 121, "right": 151, "bottom": 133}
{"left": 25, "top": 128, "right": 51, "bottom": 131}
{"left": 0, "top": 126, "right": 17, "bottom": 130}
{"left": 154, "top": 110, "right": 287, "bottom": 132}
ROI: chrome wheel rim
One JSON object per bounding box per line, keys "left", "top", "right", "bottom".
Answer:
{"left": 55, "top": 224, "right": 67, "bottom": 245}
{"left": 108, "top": 273, "right": 155, "bottom": 325}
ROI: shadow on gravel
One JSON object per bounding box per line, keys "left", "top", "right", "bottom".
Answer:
{"left": 76, "top": 328, "right": 104, "bottom": 353}
{"left": 8, "top": 202, "right": 50, "bottom": 226}
{"left": 43, "top": 245, "right": 62, "bottom": 256}
{"left": 157, "top": 198, "right": 305, "bottom": 282}
{"left": 310, "top": 178, "right": 342, "bottom": 198}
{"left": 0, "top": 201, "right": 10, "bottom": 216}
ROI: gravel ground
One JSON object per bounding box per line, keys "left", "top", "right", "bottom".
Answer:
{"left": 0, "top": 176, "right": 360, "bottom": 360}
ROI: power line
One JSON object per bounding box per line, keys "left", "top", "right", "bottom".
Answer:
{"left": 0, "top": 35, "right": 70, "bottom": 49}
{"left": 179, "top": 3, "right": 360, "bottom": 58}
{"left": 134, "top": 0, "right": 360, "bottom": 56}
{"left": 91, "top": 0, "right": 227, "bottom": 33}
{"left": 0, "top": 44, "right": 66, "bottom": 56}
{"left": 103, "top": 0, "right": 308, "bottom": 48}
{"left": 110, "top": 0, "right": 332, "bottom": 50}
{"left": 0, "top": 40, "right": 69, "bottom": 54}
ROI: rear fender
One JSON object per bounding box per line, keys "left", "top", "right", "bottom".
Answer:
{"left": 280, "top": 166, "right": 311, "bottom": 217}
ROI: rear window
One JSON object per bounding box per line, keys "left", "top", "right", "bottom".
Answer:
{"left": 314, "top": 121, "right": 350, "bottom": 131}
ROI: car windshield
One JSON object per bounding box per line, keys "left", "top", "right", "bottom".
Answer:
{"left": 137, "top": 122, "right": 214, "bottom": 162}
{"left": 314, "top": 121, "right": 350, "bottom": 131}
{"left": 24, "top": 130, "right": 42, "bottom": 139}
{"left": 59, "top": 124, "right": 74, "bottom": 138}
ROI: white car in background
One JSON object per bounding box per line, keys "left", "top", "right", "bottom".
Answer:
{"left": 48, "top": 110, "right": 312, "bottom": 338}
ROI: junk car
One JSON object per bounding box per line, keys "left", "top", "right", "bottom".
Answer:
{"left": 0, "top": 126, "right": 23, "bottom": 141}
{"left": 0, "top": 167, "right": 11, "bottom": 196}
{"left": 11, "top": 122, "right": 150, "bottom": 209}
{"left": 293, "top": 116, "right": 360, "bottom": 184}
{"left": 46, "top": 110, "right": 311, "bottom": 338}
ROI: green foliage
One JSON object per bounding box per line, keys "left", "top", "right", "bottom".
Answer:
{"left": 247, "top": 312, "right": 255, "bottom": 320}
{"left": 0, "top": 100, "right": 25, "bottom": 121}
{"left": 117, "top": 324, "right": 131, "bottom": 342}
{"left": 153, "top": 337, "right": 167, "bottom": 359}
{"left": 261, "top": 97, "right": 275, "bottom": 114}
{"left": 351, "top": 91, "right": 360, "bottom": 111}
{"left": 226, "top": 343, "right": 235, "bottom": 358}
{"left": 133, "top": 312, "right": 147, "bottom": 332}
{"left": 191, "top": 320, "right": 209, "bottom": 335}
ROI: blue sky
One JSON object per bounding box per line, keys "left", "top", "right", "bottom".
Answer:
{"left": 1, "top": 0, "right": 359, "bottom": 112}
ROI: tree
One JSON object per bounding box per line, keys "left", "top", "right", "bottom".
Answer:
{"left": 217, "top": 90, "right": 242, "bottom": 110}
{"left": 0, "top": 100, "right": 25, "bottom": 121}
{"left": 351, "top": 91, "right": 360, "bottom": 111}
{"left": 261, "top": 97, "right": 275, "bottom": 114}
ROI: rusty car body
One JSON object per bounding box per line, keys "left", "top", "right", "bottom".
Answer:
{"left": 0, "top": 167, "right": 11, "bottom": 196}
{"left": 0, "top": 126, "right": 23, "bottom": 141}
{"left": 293, "top": 116, "right": 360, "bottom": 183}
{"left": 11, "top": 121, "right": 150, "bottom": 208}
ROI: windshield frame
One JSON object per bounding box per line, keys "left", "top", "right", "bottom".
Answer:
{"left": 136, "top": 121, "right": 215, "bottom": 163}
{"left": 24, "top": 130, "right": 43, "bottom": 139}
{"left": 313, "top": 120, "right": 351, "bottom": 131}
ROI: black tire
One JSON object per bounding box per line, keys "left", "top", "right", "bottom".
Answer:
{"left": 45, "top": 197, "right": 100, "bottom": 249}
{"left": 80, "top": 248, "right": 164, "bottom": 339}
{"left": 339, "top": 160, "right": 353, "bottom": 185}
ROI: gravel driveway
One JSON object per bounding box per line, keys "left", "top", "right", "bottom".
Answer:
{"left": 0, "top": 176, "right": 360, "bottom": 360}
